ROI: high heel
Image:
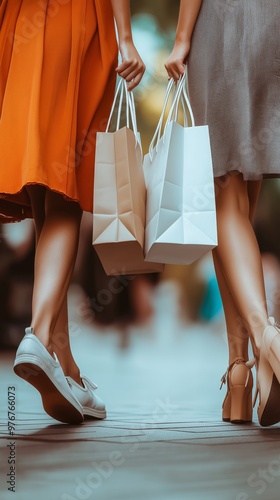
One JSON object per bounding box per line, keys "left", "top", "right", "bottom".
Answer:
{"left": 256, "top": 318, "right": 280, "bottom": 427}
{"left": 220, "top": 357, "right": 253, "bottom": 424}
{"left": 263, "top": 317, "right": 280, "bottom": 383}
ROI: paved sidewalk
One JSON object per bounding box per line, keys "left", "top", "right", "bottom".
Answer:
{"left": 1, "top": 286, "right": 280, "bottom": 500}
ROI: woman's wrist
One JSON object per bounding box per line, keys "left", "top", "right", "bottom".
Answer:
{"left": 174, "top": 33, "right": 191, "bottom": 47}
{"left": 172, "top": 38, "right": 191, "bottom": 57}
{"left": 118, "top": 35, "right": 134, "bottom": 47}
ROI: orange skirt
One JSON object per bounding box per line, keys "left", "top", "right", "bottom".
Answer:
{"left": 0, "top": 0, "right": 118, "bottom": 223}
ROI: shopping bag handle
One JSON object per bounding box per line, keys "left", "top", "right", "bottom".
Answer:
{"left": 165, "top": 73, "right": 195, "bottom": 131}
{"left": 149, "top": 78, "right": 174, "bottom": 156}
{"left": 170, "top": 76, "right": 191, "bottom": 126}
{"left": 148, "top": 72, "right": 195, "bottom": 159}
{"left": 105, "top": 78, "right": 141, "bottom": 150}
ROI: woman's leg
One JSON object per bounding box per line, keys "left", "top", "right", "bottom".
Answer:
{"left": 27, "top": 186, "right": 82, "bottom": 367}
{"left": 19, "top": 185, "right": 106, "bottom": 422}
{"left": 51, "top": 297, "right": 81, "bottom": 382}
{"left": 27, "top": 185, "right": 81, "bottom": 382}
{"left": 213, "top": 254, "right": 249, "bottom": 362}
{"left": 213, "top": 178, "right": 263, "bottom": 363}
{"left": 213, "top": 173, "right": 268, "bottom": 357}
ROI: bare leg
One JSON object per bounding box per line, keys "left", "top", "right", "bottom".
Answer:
{"left": 28, "top": 186, "right": 81, "bottom": 382}
{"left": 213, "top": 254, "right": 249, "bottom": 362}
{"left": 213, "top": 178, "right": 262, "bottom": 363}
{"left": 27, "top": 186, "right": 82, "bottom": 366}
{"left": 213, "top": 174, "right": 268, "bottom": 357}
{"left": 52, "top": 297, "right": 81, "bottom": 382}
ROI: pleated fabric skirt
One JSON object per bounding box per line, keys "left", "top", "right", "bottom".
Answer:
{"left": 0, "top": 0, "right": 118, "bottom": 223}
{"left": 188, "top": 0, "right": 280, "bottom": 180}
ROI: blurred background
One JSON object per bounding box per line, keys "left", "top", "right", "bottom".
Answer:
{"left": 1, "top": 0, "right": 280, "bottom": 351}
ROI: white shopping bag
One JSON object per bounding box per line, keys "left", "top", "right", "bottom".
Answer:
{"left": 144, "top": 74, "right": 217, "bottom": 265}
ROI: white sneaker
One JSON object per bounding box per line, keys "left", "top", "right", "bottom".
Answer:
{"left": 14, "top": 328, "right": 83, "bottom": 424}
{"left": 66, "top": 375, "right": 106, "bottom": 419}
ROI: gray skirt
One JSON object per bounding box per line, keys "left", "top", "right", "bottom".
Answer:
{"left": 187, "top": 0, "right": 280, "bottom": 179}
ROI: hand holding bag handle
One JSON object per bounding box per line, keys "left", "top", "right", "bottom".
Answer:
{"left": 148, "top": 73, "right": 195, "bottom": 160}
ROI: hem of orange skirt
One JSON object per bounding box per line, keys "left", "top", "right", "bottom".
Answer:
{"left": 0, "top": 182, "right": 90, "bottom": 224}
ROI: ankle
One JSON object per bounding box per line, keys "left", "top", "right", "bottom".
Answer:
{"left": 254, "top": 320, "right": 274, "bottom": 356}
{"left": 37, "top": 339, "right": 54, "bottom": 357}
{"left": 228, "top": 355, "right": 247, "bottom": 366}
{"left": 29, "top": 327, "right": 53, "bottom": 355}
{"left": 253, "top": 317, "right": 274, "bottom": 347}
{"left": 251, "top": 344, "right": 260, "bottom": 362}
{"left": 30, "top": 319, "right": 53, "bottom": 344}
{"left": 63, "top": 366, "right": 82, "bottom": 385}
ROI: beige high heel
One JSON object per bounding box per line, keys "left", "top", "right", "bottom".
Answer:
{"left": 256, "top": 317, "right": 280, "bottom": 427}
{"left": 220, "top": 357, "right": 253, "bottom": 424}
{"left": 262, "top": 317, "right": 280, "bottom": 383}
